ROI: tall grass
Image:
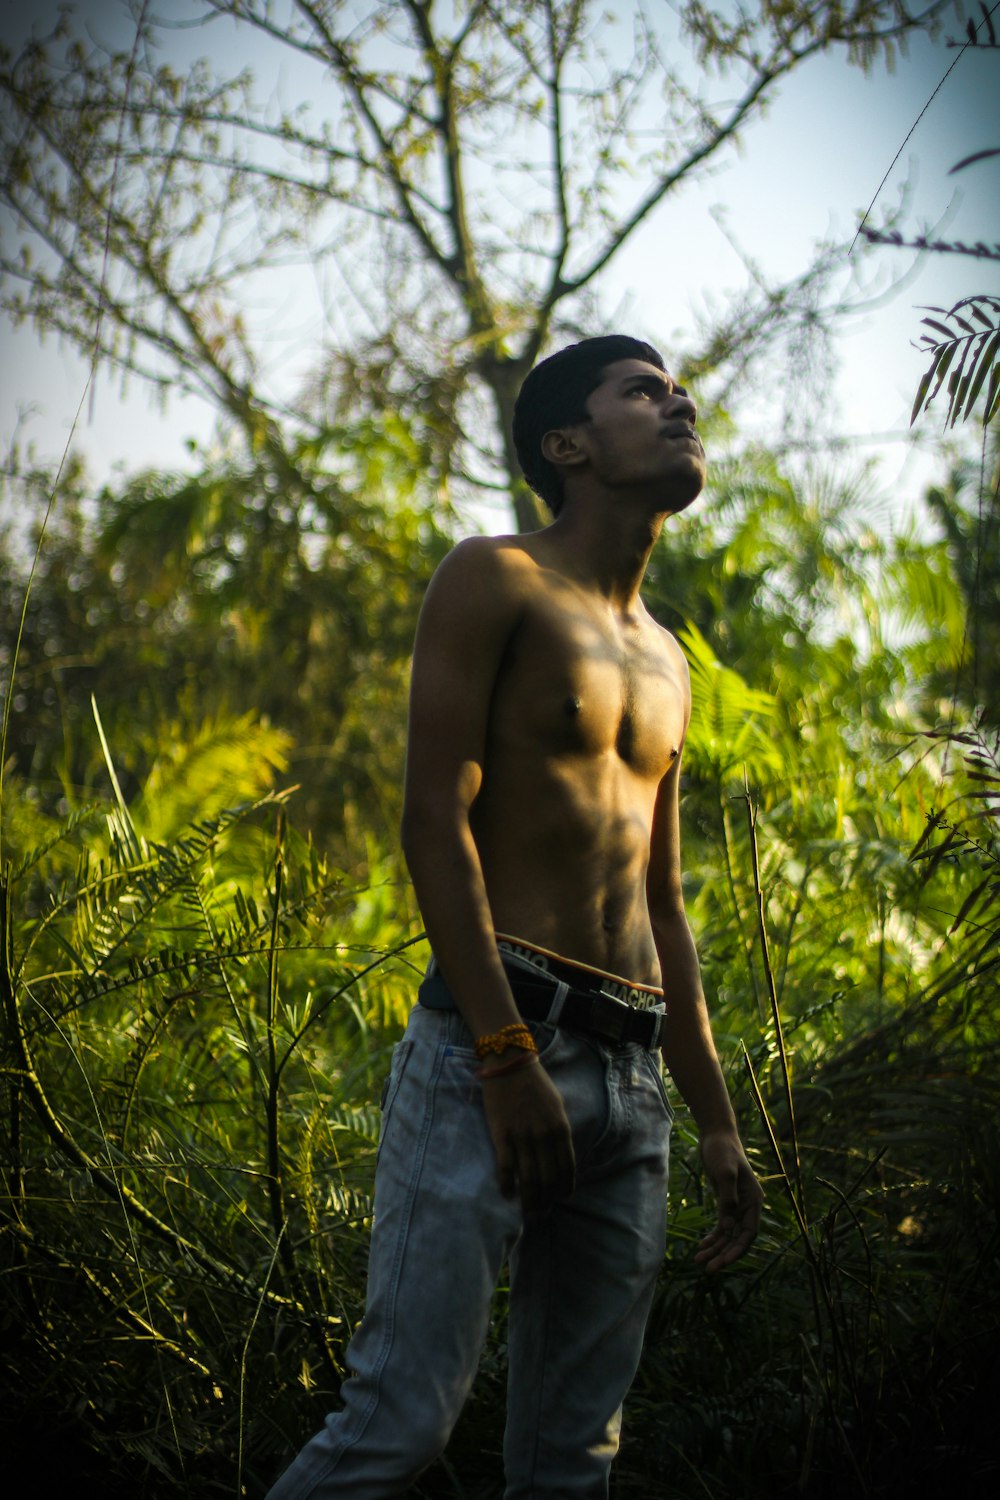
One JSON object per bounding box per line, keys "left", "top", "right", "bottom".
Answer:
{"left": 618, "top": 731, "right": 1000, "bottom": 1500}
{"left": 0, "top": 790, "right": 422, "bottom": 1495}
{"left": 2, "top": 727, "right": 998, "bottom": 1497}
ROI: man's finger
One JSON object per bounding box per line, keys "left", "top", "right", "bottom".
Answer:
{"left": 555, "top": 1136, "right": 576, "bottom": 1200}
{"left": 537, "top": 1129, "right": 576, "bottom": 1204}
{"left": 514, "top": 1127, "right": 576, "bottom": 1211}
{"left": 495, "top": 1134, "right": 518, "bottom": 1199}
{"left": 515, "top": 1138, "right": 546, "bottom": 1211}
{"left": 696, "top": 1221, "right": 757, "bottom": 1272}
{"left": 694, "top": 1199, "right": 759, "bottom": 1270}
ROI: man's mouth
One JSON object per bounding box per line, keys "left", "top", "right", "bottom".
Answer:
{"left": 662, "top": 423, "right": 703, "bottom": 450}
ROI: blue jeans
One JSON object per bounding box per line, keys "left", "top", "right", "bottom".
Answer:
{"left": 265, "top": 1000, "right": 673, "bottom": 1499}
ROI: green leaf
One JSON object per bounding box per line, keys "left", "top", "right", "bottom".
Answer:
{"left": 920, "top": 316, "right": 958, "bottom": 341}
{"left": 910, "top": 367, "right": 933, "bottom": 426}
{"left": 927, "top": 339, "right": 958, "bottom": 406}
{"left": 986, "top": 361, "right": 1000, "bottom": 425}
{"left": 949, "top": 875, "right": 993, "bottom": 935}
{"left": 964, "top": 329, "right": 1000, "bottom": 423}
{"left": 945, "top": 333, "right": 976, "bottom": 427}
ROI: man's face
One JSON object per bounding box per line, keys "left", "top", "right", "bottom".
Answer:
{"left": 573, "top": 358, "right": 706, "bottom": 511}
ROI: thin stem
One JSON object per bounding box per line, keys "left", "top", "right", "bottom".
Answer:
{"left": 721, "top": 791, "right": 762, "bottom": 1021}
{"left": 743, "top": 776, "right": 803, "bottom": 1214}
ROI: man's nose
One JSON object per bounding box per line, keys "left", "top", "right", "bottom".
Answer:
{"left": 664, "top": 389, "right": 697, "bottom": 424}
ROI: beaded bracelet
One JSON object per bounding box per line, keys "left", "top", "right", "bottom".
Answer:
{"left": 476, "top": 1051, "right": 539, "bottom": 1082}
{"left": 474, "top": 1022, "right": 538, "bottom": 1059}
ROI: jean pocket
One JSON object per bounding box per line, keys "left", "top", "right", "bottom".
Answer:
{"left": 642, "top": 1050, "right": 675, "bottom": 1121}
{"left": 529, "top": 1022, "right": 561, "bottom": 1062}
{"left": 377, "top": 1038, "right": 414, "bottom": 1158}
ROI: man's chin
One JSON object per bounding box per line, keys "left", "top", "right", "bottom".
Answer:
{"left": 666, "top": 487, "right": 702, "bottom": 517}
{"left": 664, "top": 463, "right": 706, "bottom": 516}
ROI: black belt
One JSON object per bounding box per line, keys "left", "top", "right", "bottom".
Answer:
{"left": 422, "top": 953, "right": 666, "bottom": 1051}
{"left": 504, "top": 970, "right": 666, "bottom": 1051}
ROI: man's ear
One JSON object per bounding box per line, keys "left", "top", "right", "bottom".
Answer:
{"left": 541, "top": 427, "right": 588, "bottom": 472}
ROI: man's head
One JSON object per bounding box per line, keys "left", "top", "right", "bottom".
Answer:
{"left": 513, "top": 335, "right": 668, "bottom": 515}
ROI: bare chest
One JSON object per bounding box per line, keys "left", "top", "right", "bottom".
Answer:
{"left": 490, "top": 592, "right": 685, "bottom": 779}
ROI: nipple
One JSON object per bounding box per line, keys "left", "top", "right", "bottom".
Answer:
{"left": 564, "top": 696, "right": 582, "bottom": 716}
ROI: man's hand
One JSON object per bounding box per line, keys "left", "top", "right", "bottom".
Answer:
{"left": 481, "top": 1056, "right": 576, "bottom": 1212}
{"left": 693, "top": 1129, "right": 763, "bottom": 1273}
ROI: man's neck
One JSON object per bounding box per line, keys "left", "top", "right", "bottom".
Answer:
{"left": 546, "top": 494, "right": 668, "bottom": 613}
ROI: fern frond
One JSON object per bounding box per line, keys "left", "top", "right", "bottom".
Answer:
{"left": 9, "top": 803, "right": 103, "bottom": 881}
{"left": 17, "top": 793, "right": 292, "bottom": 982}
{"left": 880, "top": 551, "right": 966, "bottom": 640}
{"left": 677, "top": 622, "right": 781, "bottom": 782}
{"left": 911, "top": 296, "right": 1000, "bottom": 428}
{"left": 132, "top": 712, "right": 293, "bottom": 843}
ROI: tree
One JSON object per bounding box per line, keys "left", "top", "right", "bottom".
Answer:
{"left": 0, "top": 0, "right": 951, "bottom": 528}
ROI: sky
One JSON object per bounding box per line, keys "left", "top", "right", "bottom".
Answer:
{"left": 1, "top": 1, "right": 998, "bottom": 529}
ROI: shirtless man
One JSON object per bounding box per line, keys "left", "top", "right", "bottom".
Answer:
{"left": 266, "top": 335, "right": 762, "bottom": 1500}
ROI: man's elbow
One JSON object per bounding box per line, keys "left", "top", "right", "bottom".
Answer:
{"left": 402, "top": 760, "right": 482, "bottom": 857}
{"left": 399, "top": 802, "right": 427, "bottom": 867}
{"left": 649, "top": 890, "right": 688, "bottom": 942}
{"left": 400, "top": 796, "right": 465, "bottom": 868}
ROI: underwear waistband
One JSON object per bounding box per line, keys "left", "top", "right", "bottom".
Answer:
{"left": 495, "top": 933, "right": 664, "bottom": 1014}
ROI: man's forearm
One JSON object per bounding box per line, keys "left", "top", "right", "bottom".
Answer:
{"left": 653, "top": 911, "right": 738, "bottom": 1136}
{"left": 402, "top": 809, "right": 522, "bottom": 1040}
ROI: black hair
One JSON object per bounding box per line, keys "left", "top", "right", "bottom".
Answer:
{"left": 512, "top": 334, "right": 665, "bottom": 515}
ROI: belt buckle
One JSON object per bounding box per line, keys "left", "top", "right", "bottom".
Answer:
{"left": 596, "top": 989, "right": 630, "bottom": 1043}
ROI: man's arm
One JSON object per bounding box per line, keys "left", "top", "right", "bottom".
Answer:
{"left": 401, "top": 537, "right": 575, "bottom": 1210}
{"left": 647, "top": 736, "right": 763, "bottom": 1271}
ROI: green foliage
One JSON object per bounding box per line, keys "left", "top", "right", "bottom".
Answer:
{"left": 1, "top": 776, "right": 425, "bottom": 1494}
{"left": 4, "top": 420, "right": 1000, "bottom": 1495}
{"left": 919, "top": 436, "right": 1000, "bottom": 720}
{"left": 911, "top": 295, "right": 1000, "bottom": 428}
{"left": 3, "top": 257, "right": 1000, "bottom": 1494}
{"left": 677, "top": 621, "right": 781, "bottom": 784}
{"left": 0, "top": 433, "right": 452, "bottom": 865}
{"left": 611, "top": 705, "right": 1000, "bottom": 1500}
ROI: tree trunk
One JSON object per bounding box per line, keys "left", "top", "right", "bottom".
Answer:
{"left": 484, "top": 357, "right": 549, "bottom": 534}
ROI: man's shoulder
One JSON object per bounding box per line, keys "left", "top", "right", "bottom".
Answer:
{"left": 443, "top": 530, "right": 543, "bottom": 567}
{"left": 429, "top": 531, "right": 544, "bottom": 599}
{"left": 414, "top": 532, "right": 550, "bottom": 651}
